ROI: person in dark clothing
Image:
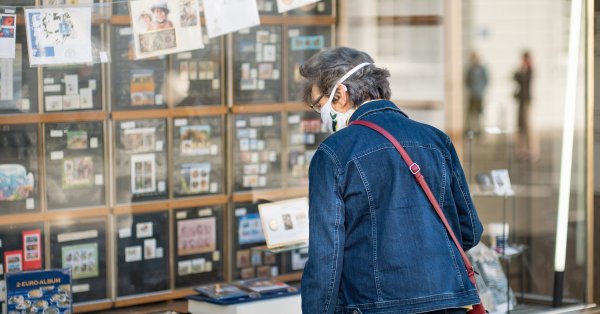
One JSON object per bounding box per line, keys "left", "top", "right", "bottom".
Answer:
{"left": 513, "top": 51, "right": 537, "bottom": 160}
{"left": 465, "top": 51, "right": 488, "bottom": 135}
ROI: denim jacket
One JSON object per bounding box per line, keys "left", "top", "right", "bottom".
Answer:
{"left": 301, "top": 100, "right": 483, "bottom": 314}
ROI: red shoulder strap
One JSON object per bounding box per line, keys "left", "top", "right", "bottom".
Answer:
{"left": 349, "top": 120, "right": 477, "bottom": 286}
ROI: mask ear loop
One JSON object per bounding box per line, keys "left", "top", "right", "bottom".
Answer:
{"left": 326, "top": 62, "right": 372, "bottom": 105}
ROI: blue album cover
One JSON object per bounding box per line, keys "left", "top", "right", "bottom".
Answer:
{"left": 6, "top": 268, "right": 72, "bottom": 314}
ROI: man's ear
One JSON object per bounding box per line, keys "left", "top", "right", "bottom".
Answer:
{"left": 332, "top": 84, "right": 351, "bottom": 113}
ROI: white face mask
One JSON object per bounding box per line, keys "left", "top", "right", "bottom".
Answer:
{"left": 320, "top": 62, "right": 372, "bottom": 133}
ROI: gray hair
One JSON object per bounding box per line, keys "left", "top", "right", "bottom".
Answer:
{"left": 299, "top": 47, "right": 391, "bottom": 108}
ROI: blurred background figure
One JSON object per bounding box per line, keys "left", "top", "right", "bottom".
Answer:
{"left": 465, "top": 51, "right": 488, "bottom": 135}
{"left": 513, "top": 51, "right": 537, "bottom": 160}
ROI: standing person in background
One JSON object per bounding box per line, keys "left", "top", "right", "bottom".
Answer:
{"left": 513, "top": 51, "right": 537, "bottom": 160}
{"left": 465, "top": 51, "right": 488, "bottom": 135}
{"left": 299, "top": 47, "right": 483, "bottom": 314}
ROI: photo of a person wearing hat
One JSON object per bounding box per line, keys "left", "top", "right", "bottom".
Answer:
{"left": 148, "top": 1, "right": 173, "bottom": 30}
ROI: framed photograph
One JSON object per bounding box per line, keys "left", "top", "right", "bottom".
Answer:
{"left": 177, "top": 217, "right": 216, "bottom": 256}
{"left": 4, "top": 250, "right": 22, "bottom": 273}
{"left": 130, "top": 154, "right": 156, "bottom": 194}
{"left": 287, "top": 111, "right": 327, "bottom": 187}
{"left": 62, "top": 243, "right": 99, "bottom": 280}
{"left": 258, "top": 197, "right": 309, "bottom": 249}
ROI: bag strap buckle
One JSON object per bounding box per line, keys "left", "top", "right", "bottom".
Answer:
{"left": 409, "top": 163, "right": 420, "bottom": 175}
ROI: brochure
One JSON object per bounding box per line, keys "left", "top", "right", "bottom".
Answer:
{"left": 6, "top": 268, "right": 72, "bottom": 314}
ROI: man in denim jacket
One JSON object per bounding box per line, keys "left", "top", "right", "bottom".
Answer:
{"left": 300, "top": 47, "right": 484, "bottom": 314}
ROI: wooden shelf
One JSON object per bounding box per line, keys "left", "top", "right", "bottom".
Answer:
{"left": 232, "top": 187, "right": 307, "bottom": 203}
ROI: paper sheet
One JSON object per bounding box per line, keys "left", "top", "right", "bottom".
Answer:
{"left": 203, "top": 0, "right": 260, "bottom": 38}
{"left": 0, "top": 11, "right": 17, "bottom": 59}
{"left": 130, "top": 0, "right": 204, "bottom": 59}
{"left": 25, "top": 7, "right": 93, "bottom": 66}
{"left": 276, "top": 0, "right": 319, "bottom": 13}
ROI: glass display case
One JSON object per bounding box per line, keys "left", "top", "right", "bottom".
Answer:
{"left": 0, "top": 124, "right": 39, "bottom": 214}
{"left": 231, "top": 202, "right": 282, "bottom": 280}
{"left": 0, "top": 29, "right": 38, "bottom": 114}
{"left": 232, "top": 25, "right": 283, "bottom": 104}
{"left": 232, "top": 113, "right": 282, "bottom": 192}
{"left": 41, "top": 27, "right": 103, "bottom": 112}
{"left": 114, "top": 119, "right": 168, "bottom": 203}
{"left": 111, "top": 26, "right": 168, "bottom": 110}
{"left": 172, "top": 116, "right": 224, "bottom": 197}
{"left": 170, "top": 35, "right": 223, "bottom": 107}
{"left": 286, "top": 25, "right": 333, "bottom": 102}
{"left": 44, "top": 121, "right": 106, "bottom": 210}
{"left": 286, "top": 111, "right": 327, "bottom": 187}
{"left": 115, "top": 211, "right": 170, "bottom": 297}
{"left": 173, "top": 206, "right": 224, "bottom": 288}
{"left": 49, "top": 219, "right": 108, "bottom": 304}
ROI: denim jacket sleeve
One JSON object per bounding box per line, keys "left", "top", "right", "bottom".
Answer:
{"left": 446, "top": 136, "right": 484, "bottom": 251}
{"left": 301, "top": 145, "right": 345, "bottom": 314}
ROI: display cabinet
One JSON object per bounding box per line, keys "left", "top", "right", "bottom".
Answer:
{"left": 0, "top": 0, "right": 336, "bottom": 311}
{"left": 0, "top": 29, "right": 38, "bottom": 114}
{"left": 44, "top": 121, "right": 106, "bottom": 210}
{"left": 232, "top": 113, "right": 282, "bottom": 192}
{"left": 231, "top": 202, "right": 284, "bottom": 280}
{"left": 111, "top": 26, "right": 168, "bottom": 110}
{"left": 286, "top": 111, "right": 327, "bottom": 187}
{"left": 172, "top": 116, "right": 224, "bottom": 197}
{"left": 173, "top": 206, "right": 225, "bottom": 288}
{"left": 233, "top": 25, "right": 283, "bottom": 104}
{"left": 114, "top": 119, "right": 168, "bottom": 203}
{"left": 49, "top": 218, "right": 109, "bottom": 304}
{"left": 170, "top": 35, "right": 223, "bottom": 107}
{"left": 115, "top": 211, "right": 170, "bottom": 297}
{"left": 41, "top": 27, "right": 103, "bottom": 113}
{"left": 0, "top": 124, "right": 39, "bottom": 214}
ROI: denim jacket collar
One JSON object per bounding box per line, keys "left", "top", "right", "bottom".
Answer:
{"left": 349, "top": 99, "right": 409, "bottom": 123}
